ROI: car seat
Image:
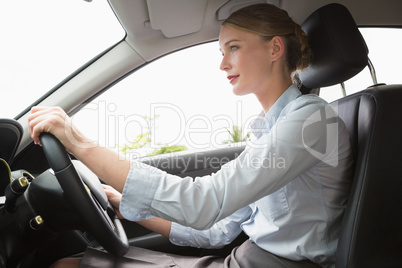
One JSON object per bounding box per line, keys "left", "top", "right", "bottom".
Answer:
{"left": 299, "top": 3, "right": 402, "bottom": 267}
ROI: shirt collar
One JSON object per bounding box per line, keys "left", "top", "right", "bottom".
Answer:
{"left": 250, "top": 85, "right": 301, "bottom": 138}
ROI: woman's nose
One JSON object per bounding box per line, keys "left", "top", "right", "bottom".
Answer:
{"left": 220, "top": 55, "right": 230, "bottom": 71}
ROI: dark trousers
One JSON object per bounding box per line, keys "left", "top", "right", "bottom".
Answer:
{"left": 80, "top": 240, "right": 322, "bottom": 268}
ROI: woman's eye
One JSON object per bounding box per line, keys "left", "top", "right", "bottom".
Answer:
{"left": 230, "top": 46, "right": 238, "bottom": 52}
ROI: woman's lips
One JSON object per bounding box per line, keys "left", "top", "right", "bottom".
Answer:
{"left": 227, "top": 75, "right": 239, "bottom": 84}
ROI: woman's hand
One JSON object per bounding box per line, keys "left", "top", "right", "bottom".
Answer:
{"left": 28, "top": 106, "right": 130, "bottom": 193}
{"left": 103, "top": 184, "right": 125, "bottom": 219}
{"left": 28, "top": 106, "right": 93, "bottom": 154}
{"left": 103, "top": 185, "right": 173, "bottom": 237}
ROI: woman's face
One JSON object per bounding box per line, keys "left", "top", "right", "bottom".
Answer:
{"left": 219, "top": 26, "right": 273, "bottom": 96}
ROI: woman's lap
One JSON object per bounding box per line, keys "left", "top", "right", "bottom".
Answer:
{"left": 79, "top": 240, "right": 321, "bottom": 268}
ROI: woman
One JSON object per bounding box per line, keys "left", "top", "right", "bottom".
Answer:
{"left": 28, "top": 3, "right": 353, "bottom": 268}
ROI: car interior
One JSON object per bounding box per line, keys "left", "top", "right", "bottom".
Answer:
{"left": 0, "top": 0, "right": 402, "bottom": 267}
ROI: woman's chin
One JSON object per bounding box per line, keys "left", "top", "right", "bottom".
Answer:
{"left": 232, "top": 86, "right": 249, "bottom": 96}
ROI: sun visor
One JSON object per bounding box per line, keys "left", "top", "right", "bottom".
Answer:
{"left": 146, "top": 0, "right": 208, "bottom": 38}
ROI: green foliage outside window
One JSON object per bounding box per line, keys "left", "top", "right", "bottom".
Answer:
{"left": 120, "top": 115, "right": 249, "bottom": 157}
{"left": 120, "top": 115, "right": 188, "bottom": 157}
{"left": 222, "top": 125, "right": 250, "bottom": 144}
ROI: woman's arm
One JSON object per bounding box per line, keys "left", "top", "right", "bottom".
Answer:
{"left": 103, "top": 184, "right": 250, "bottom": 247}
{"left": 28, "top": 106, "right": 130, "bottom": 192}
{"left": 169, "top": 205, "right": 252, "bottom": 249}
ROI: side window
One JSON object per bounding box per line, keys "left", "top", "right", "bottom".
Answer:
{"left": 319, "top": 28, "right": 402, "bottom": 102}
{"left": 72, "top": 42, "right": 260, "bottom": 159}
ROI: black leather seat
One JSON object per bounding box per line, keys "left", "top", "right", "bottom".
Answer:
{"left": 299, "top": 4, "right": 402, "bottom": 267}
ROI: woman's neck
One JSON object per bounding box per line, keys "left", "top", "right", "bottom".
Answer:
{"left": 257, "top": 78, "right": 293, "bottom": 114}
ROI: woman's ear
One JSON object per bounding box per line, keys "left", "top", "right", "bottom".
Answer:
{"left": 270, "top": 36, "right": 285, "bottom": 62}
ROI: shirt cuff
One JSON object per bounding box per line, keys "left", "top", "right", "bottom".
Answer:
{"left": 169, "top": 222, "right": 194, "bottom": 247}
{"left": 119, "top": 161, "right": 164, "bottom": 221}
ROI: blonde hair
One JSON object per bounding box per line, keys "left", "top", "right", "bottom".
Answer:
{"left": 222, "top": 3, "right": 311, "bottom": 75}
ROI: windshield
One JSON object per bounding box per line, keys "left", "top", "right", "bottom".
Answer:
{"left": 0, "top": 0, "right": 124, "bottom": 119}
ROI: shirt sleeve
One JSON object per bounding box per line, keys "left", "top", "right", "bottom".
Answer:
{"left": 120, "top": 99, "right": 334, "bottom": 230}
{"left": 169, "top": 205, "right": 252, "bottom": 249}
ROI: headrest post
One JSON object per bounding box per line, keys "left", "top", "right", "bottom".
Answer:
{"left": 340, "top": 82, "right": 347, "bottom": 97}
{"left": 368, "top": 58, "right": 378, "bottom": 85}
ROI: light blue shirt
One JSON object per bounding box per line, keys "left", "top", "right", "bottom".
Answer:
{"left": 120, "top": 85, "right": 353, "bottom": 267}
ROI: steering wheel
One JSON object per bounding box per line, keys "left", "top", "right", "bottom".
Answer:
{"left": 40, "top": 133, "right": 129, "bottom": 256}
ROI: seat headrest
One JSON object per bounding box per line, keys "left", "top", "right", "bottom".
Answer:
{"left": 298, "top": 3, "right": 369, "bottom": 89}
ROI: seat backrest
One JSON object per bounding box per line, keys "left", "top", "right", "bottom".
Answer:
{"left": 334, "top": 86, "right": 402, "bottom": 267}
{"left": 299, "top": 4, "right": 402, "bottom": 267}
